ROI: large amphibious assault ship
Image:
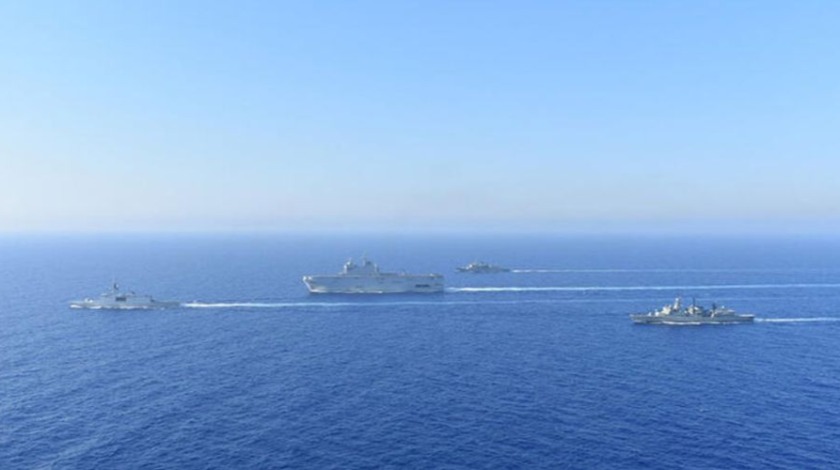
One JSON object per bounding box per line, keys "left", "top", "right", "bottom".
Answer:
{"left": 631, "top": 297, "right": 754, "bottom": 325}
{"left": 302, "top": 258, "right": 445, "bottom": 294}
{"left": 69, "top": 283, "right": 180, "bottom": 310}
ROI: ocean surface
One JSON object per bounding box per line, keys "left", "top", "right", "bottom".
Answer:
{"left": 2, "top": 234, "right": 840, "bottom": 469}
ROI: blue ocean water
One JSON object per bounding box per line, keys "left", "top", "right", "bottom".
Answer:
{"left": 2, "top": 234, "right": 840, "bottom": 469}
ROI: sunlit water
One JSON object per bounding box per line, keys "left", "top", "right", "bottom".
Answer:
{"left": 2, "top": 234, "right": 840, "bottom": 468}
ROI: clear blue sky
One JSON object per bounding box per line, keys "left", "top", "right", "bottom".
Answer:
{"left": 2, "top": 1, "right": 839, "bottom": 233}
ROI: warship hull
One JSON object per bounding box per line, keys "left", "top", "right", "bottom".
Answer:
{"left": 70, "top": 298, "right": 180, "bottom": 309}
{"left": 631, "top": 314, "right": 755, "bottom": 325}
{"left": 303, "top": 274, "right": 444, "bottom": 294}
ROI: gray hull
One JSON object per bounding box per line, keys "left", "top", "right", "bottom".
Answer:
{"left": 303, "top": 274, "right": 444, "bottom": 294}
{"left": 456, "top": 267, "right": 509, "bottom": 273}
{"left": 631, "top": 314, "right": 754, "bottom": 325}
{"left": 69, "top": 298, "right": 180, "bottom": 310}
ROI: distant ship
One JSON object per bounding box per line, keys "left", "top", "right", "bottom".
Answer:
{"left": 456, "top": 261, "right": 510, "bottom": 274}
{"left": 302, "top": 257, "right": 445, "bottom": 294}
{"left": 630, "top": 298, "right": 754, "bottom": 325}
{"left": 69, "top": 283, "right": 180, "bottom": 310}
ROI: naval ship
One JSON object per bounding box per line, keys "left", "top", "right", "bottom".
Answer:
{"left": 69, "top": 283, "right": 180, "bottom": 310}
{"left": 302, "top": 257, "right": 445, "bottom": 294}
{"left": 456, "top": 261, "right": 510, "bottom": 273}
{"left": 630, "top": 297, "right": 754, "bottom": 325}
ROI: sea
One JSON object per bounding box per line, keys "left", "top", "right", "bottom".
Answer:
{"left": 2, "top": 233, "right": 840, "bottom": 469}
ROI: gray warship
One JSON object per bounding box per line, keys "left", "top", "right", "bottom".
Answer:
{"left": 631, "top": 298, "right": 754, "bottom": 325}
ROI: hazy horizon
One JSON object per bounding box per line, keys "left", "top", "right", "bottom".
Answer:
{"left": 3, "top": 2, "right": 839, "bottom": 235}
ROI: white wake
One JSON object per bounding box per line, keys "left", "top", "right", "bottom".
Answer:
{"left": 181, "top": 299, "right": 544, "bottom": 309}
{"left": 182, "top": 301, "right": 347, "bottom": 309}
{"left": 756, "top": 317, "right": 840, "bottom": 323}
{"left": 511, "top": 268, "right": 840, "bottom": 274}
{"left": 449, "top": 283, "right": 840, "bottom": 293}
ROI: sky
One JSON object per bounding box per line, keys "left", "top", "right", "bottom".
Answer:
{"left": 2, "top": 1, "right": 839, "bottom": 234}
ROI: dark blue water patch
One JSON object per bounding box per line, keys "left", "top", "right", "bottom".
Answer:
{"left": 2, "top": 234, "right": 840, "bottom": 468}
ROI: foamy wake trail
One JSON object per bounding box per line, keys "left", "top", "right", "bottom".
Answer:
{"left": 450, "top": 283, "right": 840, "bottom": 293}
{"left": 756, "top": 317, "right": 840, "bottom": 323}
{"left": 511, "top": 268, "right": 840, "bottom": 273}
{"left": 512, "top": 269, "right": 686, "bottom": 273}
{"left": 182, "top": 302, "right": 344, "bottom": 309}
{"left": 512, "top": 269, "right": 570, "bottom": 273}
{"left": 181, "top": 300, "right": 537, "bottom": 309}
